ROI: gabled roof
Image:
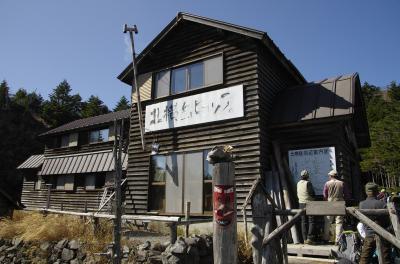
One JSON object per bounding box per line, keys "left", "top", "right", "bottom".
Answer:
{"left": 118, "top": 12, "right": 306, "bottom": 85}
{"left": 40, "top": 109, "right": 130, "bottom": 137}
{"left": 271, "top": 73, "right": 370, "bottom": 147}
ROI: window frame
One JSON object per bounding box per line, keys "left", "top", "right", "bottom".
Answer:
{"left": 147, "top": 150, "right": 214, "bottom": 215}
{"left": 89, "top": 128, "right": 110, "bottom": 144}
{"left": 153, "top": 53, "right": 224, "bottom": 100}
{"left": 60, "top": 134, "right": 70, "bottom": 148}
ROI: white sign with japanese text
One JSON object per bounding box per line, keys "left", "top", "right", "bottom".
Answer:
{"left": 288, "top": 147, "right": 336, "bottom": 195}
{"left": 144, "top": 85, "right": 244, "bottom": 132}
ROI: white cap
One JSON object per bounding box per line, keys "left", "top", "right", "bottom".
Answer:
{"left": 328, "top": 169, "right": 337, "bottom": 177}
{"left": 300, "top": 170, "right": 309, "bottom": 177}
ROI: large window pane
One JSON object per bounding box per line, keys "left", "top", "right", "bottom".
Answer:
{"left": 60, "top": 135, "right": 69, "bottom": 148}
{"left": 184, "top": 152, "right": 203, "bottom": 214}
{"left": 151, "top": 155, "right": 166, "bottom": 182}
{"left": 89, "top": 131, "right": 99, "bottom": 143}
{"left": 98, "top": 129, "right": 109, "bottom": 142}
{"left": 171, "top": 67, "right": 187, "bottom": 94}
{"left": 89, "top": 129, "right": 109, "bottom": 143}
{"left": 189, "top": 62, "right": 204, "bottom": 90}
{"left": 85, "top": 174, "right": 96, "bottom": 190}
{"left": 155, "top": 70, "right": 170, "bottom": 98}
{"left": 149, "top": 185, "right": 165, "bottom": 211}
{"left": 165, "top": 154, "right": 183, "bottom": 213}
{"left": 203, "top": 182, "right": 213, "bottom": 212}
{"left": 56, "top": 176, "right": 65, "bottom": 190}
{"left": 204, "top": 56, "right": 223, "bottom": 86}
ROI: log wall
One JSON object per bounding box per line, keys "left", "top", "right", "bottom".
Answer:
{"left": 125, "top": 21, "right": 303, "bottom": 215}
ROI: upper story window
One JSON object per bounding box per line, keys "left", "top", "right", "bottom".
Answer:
{"left": 60, "top": 134, "right": 70, "bottom": 148}
{"left": 154, "top": 55, "right": 223, "bottom": 99}
{"left": 89, "top": 128, "right": 109, "bottom": 144}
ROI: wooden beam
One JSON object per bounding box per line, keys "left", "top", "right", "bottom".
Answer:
{"left": 375, "top": 235, "right": 385, "bottom": 264}
{"left": 306, "top": 201, "right": 346, "bottom": 216}
{"left": 387, "top": 202, "right": 400, "bottom": 239}
{"left": 274, "top": 208, "right": 389, "bottom": 216}
{"left": 272, "top": 141, "right": 300, "bottom": 244}
{"left": 346, "top": 207, "right": 400, "bottom": 249}
{"left": 262, "top": 209, "right": 305, "bottom": 246}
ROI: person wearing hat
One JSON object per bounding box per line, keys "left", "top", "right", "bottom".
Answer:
{"left": 297, "top": 169, "right": 316, "bottom": 244}
{"left": 322, "top": 169, "right": 351, "bottom": 243}
{"left": 359, "top": 182, "right": 391, "bottom": 264}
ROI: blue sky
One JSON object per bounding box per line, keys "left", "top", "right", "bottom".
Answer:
{"left": 1, "top": 0, "right": 399, "bottom": 108}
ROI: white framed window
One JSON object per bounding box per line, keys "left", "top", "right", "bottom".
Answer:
{"left": 148, "top": 150, "right": 214, "bottom": 214}
{"left": 154, "top": 55, "right": 223, "bottom": 98}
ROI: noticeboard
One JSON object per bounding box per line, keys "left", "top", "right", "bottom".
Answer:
{"left": 288, "top": 147, "right": 336, "bottom": 195}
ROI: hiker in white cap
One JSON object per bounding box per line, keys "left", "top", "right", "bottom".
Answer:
{"left": 297, "top": 169, "right": 316, "bottom": 244}
{"left": 323, "top": 169, "right": 351, "bottom": 243}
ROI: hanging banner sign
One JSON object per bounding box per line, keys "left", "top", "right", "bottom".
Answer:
{"left": 288, "top": 147, "right": 336, "bottom": 195}
{"left": 144, "top": 85, "right": 244, "bottom": 132}
{"left": 213, "top": 185, "right": 235, "bottom": 227}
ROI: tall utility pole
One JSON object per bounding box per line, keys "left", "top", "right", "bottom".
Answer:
{"left": 113, "top": 119, "right": 124, "bottom": 264}
{"left": 124, "top": 24, "right": 145, "bottom": 151}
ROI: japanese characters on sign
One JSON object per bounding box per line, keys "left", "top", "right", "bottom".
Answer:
{"left": 288, "top": 147, "right": 336, "bottom": 194}
{"left": 144, "top": 85, "right": 244, "bottom": 132}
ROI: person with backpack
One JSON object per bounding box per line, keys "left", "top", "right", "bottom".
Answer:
{"left": 359, "top": 182, "right": 391, "bottom": 264}
{"left": 297, "top": 169, "right": 316, "bottom": 244}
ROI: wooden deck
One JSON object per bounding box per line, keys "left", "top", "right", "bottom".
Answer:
{"left": 287, "top": 244, "right": 338, "bottom": 264}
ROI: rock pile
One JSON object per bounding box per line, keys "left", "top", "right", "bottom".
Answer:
{"left": 0, "top": 238, "right": 86, "bottom": 264}
{"left": 136, "top": 235, "right": 213, "bottom": 264}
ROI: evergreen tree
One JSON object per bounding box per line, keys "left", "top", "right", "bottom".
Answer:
{"left": 361, "top": 82, "right": 380, "bottom": 106}
{"left": 387, "top": 81, "right": 400, "bottom": 101}
{"left": 0, "top": 80, "right": 10, "bottom": 109}
{"left": 42, "top": 80, "right": 82, "bottom": 127}
{"left": 360, "top": 81, "right": 400, "bottom": 188}
{"left": 113, "top": 95, "right": 130, "bottom": 111}
{"left": 81, "top": 95, "right": 109, "bottom": 118}
{"left": 12, "top": 88, "right": 43, "bottom": 113}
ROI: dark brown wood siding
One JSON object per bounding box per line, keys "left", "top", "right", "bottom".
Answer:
{"left": 21, "top": 180, "right": 105, "bottom": 212}
{"left": 126, "top": 22, "right": 265, "bottom": 215}
{"left": 256, "top": 43, "right": 303, "bottom": 175}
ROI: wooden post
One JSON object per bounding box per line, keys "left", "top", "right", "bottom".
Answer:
{"left": 167, "top": 223, "right": 177, "bottom": 244}
{"left": 375, "top": 235, "right": 385, "bottom": 264}
{"left": 272, "top": 142, "right": 300, "bottom": 244}
{"left": 261, "top": 205, "right": 275, "bottom": 264}
{"left": 387, "top": 201, "right": 400, "bottom": 239}
{"left": 346, "top": 207, "right": 400, "bottom": 249}
{"left": 46, "top": 184, "right": 52, "bottom": 209}
{"left": 263, "top": 209, "right": 305, "bottom": 246}
{"left": 251, "top": 188, "right": 269, "bottom": 264}
{"left": 185, "top": 201, "right": 191, "bottom": 237}
{"left": 213, "top": 162, "right": 237, "bottom": 264}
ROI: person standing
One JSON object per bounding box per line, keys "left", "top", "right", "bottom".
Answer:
{"left": 297, "top": 169, "right": 316, "bottom": 244}
{"left": 359, "top": 182, "right": 391, "bottom": 264}
{"left": 323, "top": 169, "right": 350, "bottom": 243}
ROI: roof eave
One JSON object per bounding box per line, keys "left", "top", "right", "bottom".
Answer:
{"left": 117, "top": 12, "right": 306, "bottom": 85}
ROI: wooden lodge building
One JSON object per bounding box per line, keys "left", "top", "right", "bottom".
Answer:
{"left": 17, "top": 110, "right": 130, "bottom": 212}
{"left": 117, "top": 13, "right": 370, "bottom": 217}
